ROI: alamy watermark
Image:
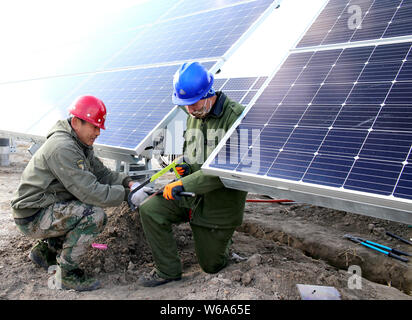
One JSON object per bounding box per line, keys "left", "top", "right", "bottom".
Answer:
{"left": 151, "top": 124, "right": 261, "bottom": 173}
{"left": 348, "top": 5, "right": 363, "bottom": 30}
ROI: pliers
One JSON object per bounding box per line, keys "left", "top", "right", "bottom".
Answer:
{"left": 344, "top": 234, "right": 410, "bottom": 263}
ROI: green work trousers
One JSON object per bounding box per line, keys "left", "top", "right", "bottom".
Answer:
{"left": 16, "top": 200, "right": 107, "bottom": 271}
{"left": 139, "top": 195, "right": 236, "bottom": 280}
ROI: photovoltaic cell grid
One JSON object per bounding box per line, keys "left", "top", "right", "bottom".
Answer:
{"left": 103, "top": 0, "right": 274, "bottom": 69}
{"left": 8, "top": 30, "right": 142, "bottom": 83}
{"left": 27, "top": 62, "right": 216, "bottom": 149}
{"left": 23, "top": 66, "right": 267, "bottom": 150}
{"left": 0, "top": 0, "right": 273, "bottom": 83}
{"left": 209, "top": 41, "right": 412, "bottom": 200}
{"left": 214, "top": 76, "right": 268, "bottom": 105}
{"left": 161, "top": 0, "right": 262, "bottom": 20}
{"left": 0, "top": 73, "right": 90, "bottom": 135}
{"left": 1, "top": 0, "right": 275, "bottom": 152}
{"left": 0, "top": 0, "right": 177, "bottom": 84}
{"left": 297, "top": 0, "right": 412, "bottom": 48}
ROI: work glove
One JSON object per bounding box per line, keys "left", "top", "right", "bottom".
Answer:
{"left": 130, "top": 182, "right": 153, "bottom": 208}
{"left": 172, "top": 163, "right": 191, "bottom": 177}
{"left": 163, "top": 180, "right": 184, "bottom": 200}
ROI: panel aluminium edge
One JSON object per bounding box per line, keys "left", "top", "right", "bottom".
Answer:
{"left": 202, "top": 164, "right": 412, "bottom": 224}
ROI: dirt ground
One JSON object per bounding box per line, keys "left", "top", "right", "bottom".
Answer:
{"left": 0, "top": 141, "right": 411, "bottom": 300}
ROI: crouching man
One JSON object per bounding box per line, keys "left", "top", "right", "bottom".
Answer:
{"left": 11, "top": 95, "right": 150, "bottom": 291}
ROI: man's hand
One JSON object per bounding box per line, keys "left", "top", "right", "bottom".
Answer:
{"left": 163, "top": 180, "right": 184, "bottom": 200}
{"left": 174, "top": 163, "right": 190, "bottom": 177}
{"left": 130, "top": 182, "right": 153, "bottom": 208}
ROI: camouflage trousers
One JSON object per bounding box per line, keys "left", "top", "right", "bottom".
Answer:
{"left": 16, "top": 200, "right": 107, "bottom": 271}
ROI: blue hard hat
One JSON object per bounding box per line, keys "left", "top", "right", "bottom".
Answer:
{"left": 172, "top": 62, "right": 214, "bottom": 105}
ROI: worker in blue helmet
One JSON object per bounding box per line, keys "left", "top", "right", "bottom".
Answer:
{"left": 138, "top": 61, "right": 248, "bottom": 287}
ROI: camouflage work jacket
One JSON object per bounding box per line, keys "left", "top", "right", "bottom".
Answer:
{"left": 11, "top": 119, "right": 128, "bottom": 219}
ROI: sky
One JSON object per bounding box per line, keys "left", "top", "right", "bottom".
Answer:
{"left": 0, "top": 0, "right": 148, "bottom": 82}
{"left": 0, "top": 0, "right": 145, "bottom": 50}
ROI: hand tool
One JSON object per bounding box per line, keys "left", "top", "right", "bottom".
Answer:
{"left": 146, "top": 188, "right": 195, "bottom": 198}
{"left": 127, "top": 157, "right": 184, "bottom": 211}
{"left": 385, "top": 231, "right": 412, "bottom": 246}
{"left": 344, "top": 234, "right": 410, "bottom": 263}
{"left": 91, "top": 243, "right": 108, "bottom": 250}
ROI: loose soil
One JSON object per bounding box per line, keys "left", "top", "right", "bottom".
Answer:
{"left": 0, "top": 142, "right": 411, "bottom": 300}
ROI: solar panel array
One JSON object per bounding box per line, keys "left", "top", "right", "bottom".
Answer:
{"left": 0, "top": 0, "right": 276, "bottom": 152}
{"left": 204, "top": 0, "right": 412, "bottom": 223}
{"left": 209, "top": 42, "right": 412, "bottom": 199}
{"left": 103, "top": 1, "right": 275, "bottom": 70}
{"left": 29, "top": 62, "right": 221, "bottom": 149}
{"left": 297, "top": 0, "right": 412, "bottom": 48}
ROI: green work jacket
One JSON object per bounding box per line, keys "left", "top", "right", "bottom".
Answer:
{"left": 11, "top": 119, "right": 128, "bottom": 219}
{"left": 180, "top": 91, "right": 248, "bottom": 229}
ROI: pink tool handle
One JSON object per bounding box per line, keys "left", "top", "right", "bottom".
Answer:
{"left": 92, "top": 243, "right": 108, "bottom": 250}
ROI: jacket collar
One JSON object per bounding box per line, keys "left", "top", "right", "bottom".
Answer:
{"left": 207, "top": 91, "right": 226, "bottom": 119}
{"left": 66, "top": 118, "right": 94, "bottom": 153}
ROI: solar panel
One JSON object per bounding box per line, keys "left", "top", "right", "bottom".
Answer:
{"left": 1, "top": 0, "right": 278, "bottom": 155}
{"left": 161, "top": 0, "right": 257, "bottom": 20}
{"left": 0, "top": 0, "right": 177, "bottom": 84}
{"left": 0, "top": 74, "right": 90, "bottom": 134}
{"left": 215, "top": 76, "right": 268, "bottom": 105}
{"left": 0, "top": 0, "right": 274, "bottom": 83}
{"left": 208, "top": 42, "right": 412, "bottom": 194}
{"left": 1, "top": 72, "right": 267, "bottom": 152}
{"left": 296, "top": 0, "right": 411, "bottom": 49}
{"left": 203, "top": 0, "right": 412, "bottom": 224}
{"left": 103, "top": 0, "right": 274, "bottom": 69}
{"left": 20, "top": 62, "right": 215, "bottom": 150}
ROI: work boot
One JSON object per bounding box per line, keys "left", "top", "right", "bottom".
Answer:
{"left": 29, "top": 240, "right": 57, "bottom": 270}
{"left": 56, "top": 266, "right": 101, "bottom": 292}
{"left": 138, "top": 269, "right": 181, "bottom": 287}
{"left": 47, "top": 236, "right": 64, "bottom": 253}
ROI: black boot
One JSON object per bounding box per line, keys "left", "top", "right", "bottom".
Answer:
{"left": 47, "top": 236, "right": 64, "bottom": 253}
{"left": 138, "top": 269, "right": 181, "bottom": 287}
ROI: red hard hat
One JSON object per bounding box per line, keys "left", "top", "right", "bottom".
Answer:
{"left": 69, "top": 95, "right": 107, "bottom": 129}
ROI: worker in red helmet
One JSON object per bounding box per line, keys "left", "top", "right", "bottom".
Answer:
{"left": 11, "top": 95, "right": 151, "bottom": 291}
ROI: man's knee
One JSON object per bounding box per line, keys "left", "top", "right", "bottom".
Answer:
{"left": 193, "top": 227, "right": 234, "bottom": 274}
{"left": 138, "top": 197, "right": 167, "bottom": 225}
{"left": 199, "top": 258, "right": 227, "bottom": 274}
